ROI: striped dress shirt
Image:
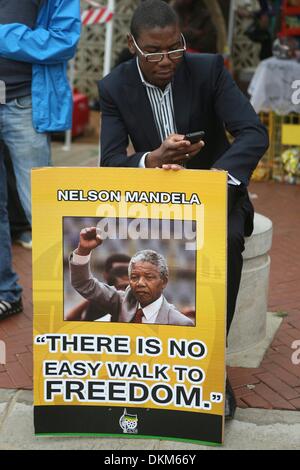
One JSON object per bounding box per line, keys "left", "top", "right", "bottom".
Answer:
{"left": 136, "top": 58, "right": 177, "bottom": 141}
{"left": 136, "top": 58, "right": 240, "bottom": 185}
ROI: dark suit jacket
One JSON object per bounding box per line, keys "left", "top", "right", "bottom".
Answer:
{"left": 98, "top": 53, "right": 269, "bottom": 235}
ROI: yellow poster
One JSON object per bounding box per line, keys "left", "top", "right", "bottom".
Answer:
{"left": 32, "top": 167, "right": 227, "bottom": 445}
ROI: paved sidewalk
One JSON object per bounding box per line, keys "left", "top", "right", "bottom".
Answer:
{"left": 0, "top": 245, "right": 32, "bottom": 389}
{"left": 229, "top": 181, "right": 300, "bottom": 410}
{"left": 0, "top": 143, "right": 299, "bottom": 414}
{"left": 0, "top": 390, "right": 300, "bottom": 450}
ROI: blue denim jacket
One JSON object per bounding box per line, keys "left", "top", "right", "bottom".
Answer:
{"left": 0, "top": 0, "right": 81, "bottom": 132}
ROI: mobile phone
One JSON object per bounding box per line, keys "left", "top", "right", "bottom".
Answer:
{"left": 184, "top": 131, "right": 205, "bottom": 144}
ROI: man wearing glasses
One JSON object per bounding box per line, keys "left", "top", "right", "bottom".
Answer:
{"left": 97, "top": 0, "right": 269, "bottom": 419}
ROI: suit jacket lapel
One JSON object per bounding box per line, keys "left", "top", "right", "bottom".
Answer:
{"left": 120, "top": 287, "right": 138, "bottom": 323}
{"left": 172, "top": 58, "right": 193, "bottom": 136}
{"left": 155, "top": 297, "right": 169, "bottom": 325}
{"left": 124, "top": 60, "right": 161, "bottom": 150}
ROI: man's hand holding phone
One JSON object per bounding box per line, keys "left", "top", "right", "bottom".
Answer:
{"left": 145, "top": 132, "right": 205, "bottom": 169}
{"left": 184, "top": 131, "right": 205, "bottom": 144}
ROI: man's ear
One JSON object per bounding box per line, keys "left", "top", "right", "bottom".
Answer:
{"left": 127, "top": 34, "right": 136, "bottom": 55}
{"left": 162, "top": 276, "right": 168, "bottom": 290}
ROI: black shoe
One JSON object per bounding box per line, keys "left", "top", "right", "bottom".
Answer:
{"left": 225, "top": 378, "right": 237, "bottom": 420}
{"left": 0, "top": 298, "right": 23, "bottom": 321}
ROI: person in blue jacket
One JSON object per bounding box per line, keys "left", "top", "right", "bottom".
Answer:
{"left": 0, "top": 0, "right": 81, "bottom": 320}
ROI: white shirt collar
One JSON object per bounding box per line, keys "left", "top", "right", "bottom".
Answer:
{"left": 139, "top": 295, "right": 163, "bottom": 322}
{"left": 136, "top": 57, "right": 172, "bottom": 95}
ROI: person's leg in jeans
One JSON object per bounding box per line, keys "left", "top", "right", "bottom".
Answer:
{"left": 2, "top": 95, "right": 51, "bottom": 226}
{"left": 0, "top": 141, "right": 23, "bottom": 307}
{"left": 4, "top": 145, "right": 31, "bottom": 240}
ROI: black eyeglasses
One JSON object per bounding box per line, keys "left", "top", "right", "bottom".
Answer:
{"left": 131, "top": 34, "right": 186, "bottom": 63}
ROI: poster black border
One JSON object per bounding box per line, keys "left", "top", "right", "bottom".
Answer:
{"left": 34, "top": 405, "right": 223, "bottom": 445}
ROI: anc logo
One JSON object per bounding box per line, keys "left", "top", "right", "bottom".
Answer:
{"left": 119, "top": 408, "right": 138, "bottom": 434}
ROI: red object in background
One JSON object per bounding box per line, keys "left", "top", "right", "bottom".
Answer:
{"left": 72, "top": 91, "right": 90, "bottom": 138}
{"left": 278, "top": 0, "right": 300, "bottom": 37}
{"left": 186, "top": 47, "right": 200, "bottom": 54}
{"left": 81, "top": 7, "right": 114, "bottom": 25}
{"left": 223, "top": 56, "right": 232, "bottom": 72}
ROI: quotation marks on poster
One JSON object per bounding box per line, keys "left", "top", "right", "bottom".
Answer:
{"left": 210, "top": 393, "right": 223, "bottom": 403}
{"left": 35, "top": 336, "right": 47, "bottom": 344}
{"left": 201, "top": 393, "right": 223, "bottom": 410}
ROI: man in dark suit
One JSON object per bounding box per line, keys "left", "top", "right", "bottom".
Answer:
{"left": 69, "top": 227, "right": 193, "bottom": 327}
{"left": 98, "top": 0, "right": 269, "bottom": 417}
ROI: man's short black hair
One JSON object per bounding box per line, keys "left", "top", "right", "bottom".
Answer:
{"left": 131, "top": 0, "right": 179, "bottom": 39}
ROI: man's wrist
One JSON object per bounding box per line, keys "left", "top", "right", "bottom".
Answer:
{"left": 76, "top": 247, "right": 92, "bottom": 256}
{"left": 146, "top": 151, "right": 161, "bottom": 168}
